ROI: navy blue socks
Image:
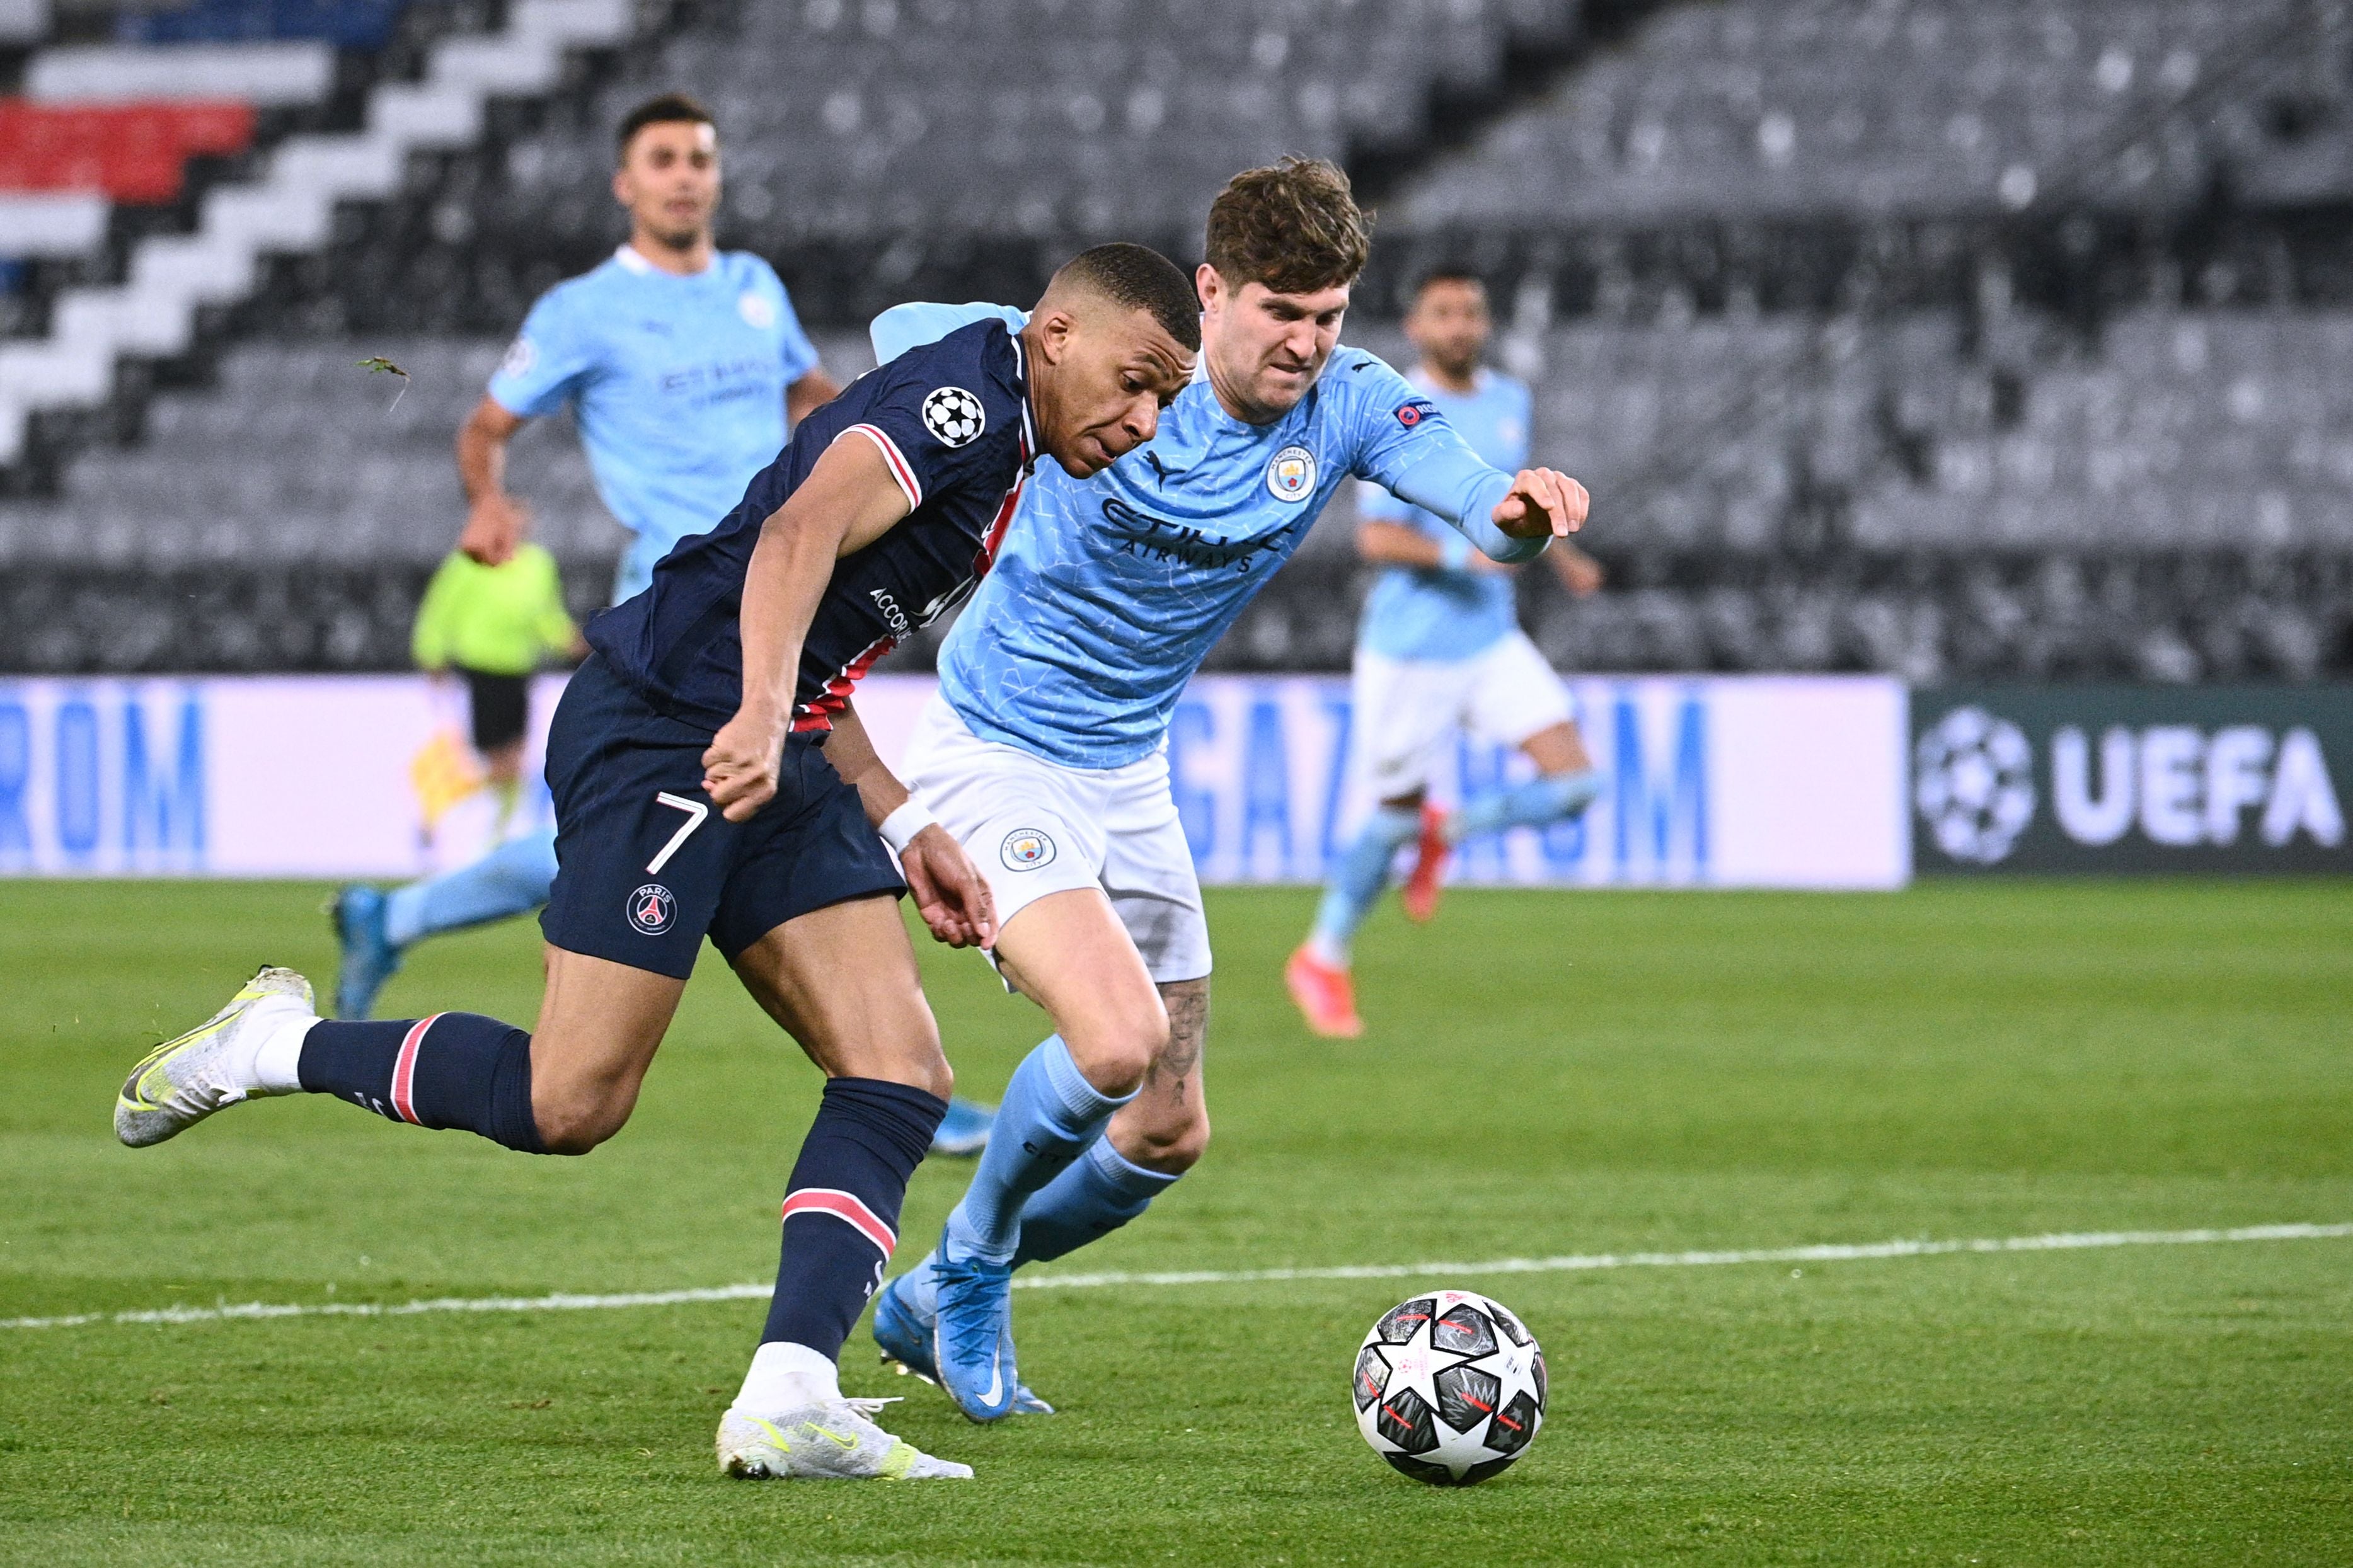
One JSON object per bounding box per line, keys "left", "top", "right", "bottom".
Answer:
{"left": 761, "top": 1077, "right": 946, "bottom": 1358}
{"left": 299, "top": 1014, "right": 544, "bottom": 1153}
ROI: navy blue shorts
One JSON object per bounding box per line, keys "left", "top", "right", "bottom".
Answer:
{"left": 539, "top": 654, "right": 904, "bottom": 979}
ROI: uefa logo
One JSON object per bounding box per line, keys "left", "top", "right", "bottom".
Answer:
{"left": 1914, "top": 707, "right": 2037, "bottom": 864}
{"left": 626, "top": 883, "right": 676, "bottom": 936}
{"left": 1000, "top": 828, "right": 1057, "bottom": 871}
{"left": 1265, "top": 444, "right": 1316, "bottom": 502}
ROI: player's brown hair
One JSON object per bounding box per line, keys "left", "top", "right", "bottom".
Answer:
{"left": 1203, "top": 156, "right": 1373, "bottom": 295}
{"left": 616, "top": 93, "right": 716, "bottom": 160}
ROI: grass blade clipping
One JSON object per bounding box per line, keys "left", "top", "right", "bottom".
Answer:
{"left": 357, "top": 356, "right": 410, "bottom": 411}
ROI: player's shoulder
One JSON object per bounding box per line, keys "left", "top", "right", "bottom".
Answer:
{"left": 1482, "top": 369, "right": 1533, "bottom": 406}
{"left": 1322, "top": 344, "right": 1420, "bottom": 406}
{"left": 861, "top": 319, "right": 1029, "bottom": 461}
{"left": 716, "top": 249, "right": 787, "bottom": 295}
{"left": 520, "top": 250, "right": 635, "bottom": 327}
{"left": 1313, "top": 345, "right": 1434, "bottom": 435}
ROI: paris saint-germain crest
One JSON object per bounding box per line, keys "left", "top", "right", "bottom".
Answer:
{"left": 626, "top": 883, "right": 676, "bottom": 936}
{"left": 922, "top": 386, "right": 986, "bottom": 447}
{"left": 1265, "top": 444, "right": 1316, "bottom": 502}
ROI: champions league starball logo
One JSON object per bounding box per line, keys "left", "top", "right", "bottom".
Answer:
{"left": 1914, "top": 706, "right": 2037, "bottom": 864}
{"left": 921, "top": 386, "right": 986, "bottom": 447}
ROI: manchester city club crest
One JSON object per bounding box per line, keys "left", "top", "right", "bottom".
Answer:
{"left": 1265, "top": 444, "right": 1316, "bottom": 501}
{"left": 626, "top": 883, "right": 676, "bottom": 936}
{"left": 737, "top": 290, "right": 776, "bottom": 329}
{"left": 922, "top": 386, "right": 987, "bottom": 447}
{"left": 1000, "top": 828, "right": 1057, "bottom": 871}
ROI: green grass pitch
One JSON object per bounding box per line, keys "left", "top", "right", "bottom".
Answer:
{"left": 2, "top": 878, "right": 2349, "bottom": 1564}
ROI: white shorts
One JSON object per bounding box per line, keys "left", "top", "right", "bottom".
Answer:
{"left": 900, "top": 693, "right": 1212, "bottom": 985}
{"left": 1352, "top": 629, "right": 1577, "bottom": 800}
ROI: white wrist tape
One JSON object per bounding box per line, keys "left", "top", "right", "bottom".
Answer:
{"left": 878, "top": 799, "right": 939, "bottom": 854}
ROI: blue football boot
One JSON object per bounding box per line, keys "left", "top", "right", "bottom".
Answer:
{"left": 875, "top": 1271, "right": 1052, "bottom": 1414}
{"left": 929, "top": 1251, "right": 1023, "bottom": 1423}
{"left": 330, "top": 884, "right": 403, "bottom": 1021}
{"left": 929, "top": 1097, "right": 996, "bottom": 1157}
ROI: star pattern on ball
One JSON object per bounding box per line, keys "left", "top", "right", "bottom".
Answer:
{"left": 922, "top": 386, "right": 986, "bottom": 447}
{"left": 1369, "top": 1311, "right": 1476, "bottom": 1416}
{"left": 1355, "top": 1290, "right": 1549, "bottom": 1484}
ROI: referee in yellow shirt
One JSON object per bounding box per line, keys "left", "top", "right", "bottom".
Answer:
{"left": 411, "top": 541, "right": 588, "bottom": 828}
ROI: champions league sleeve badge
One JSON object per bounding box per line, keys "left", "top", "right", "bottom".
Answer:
{"left": 1265, "top": 444, "right": 1317, "bottom": 501}
{"left": 921, "top": 386, "right": 987, "bottom": 447}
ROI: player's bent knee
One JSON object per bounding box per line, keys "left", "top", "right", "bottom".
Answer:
{"left": 527, "top": 1065, "right": 643, "bottom": 1155}
{"left": 1069, "top": 1004, "right": 1166, "bottom": 1096}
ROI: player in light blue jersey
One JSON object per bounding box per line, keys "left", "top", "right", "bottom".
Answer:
{"left": 330, "top": 94, "right": 996, "bottom": 1155}
{"left": 1288, "top": 266, "right": 1606, "bottom": 1037}
{"left": 849, "top": 161, "right": 1591, "bottom": 1422}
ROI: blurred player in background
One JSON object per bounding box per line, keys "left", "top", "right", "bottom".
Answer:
{"left": 333, "top": 90, "right": 994, "bottom": 1155}
{"left": 856, "top": 161, "right": 1589, "bottom": 1423}
{"left": 1287, "top": 268, "right": 1606, "bottom": 1038}
{"left": 113, "top": 244, "right": 1205, "bottom": 1480}
{"left": 410, "top": 538, "right": 586, "bottom": 835}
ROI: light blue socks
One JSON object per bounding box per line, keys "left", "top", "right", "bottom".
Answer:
{"left": 1013, "top": 1136, "right": 1182, "bottom": 1266}
{"left": 1309, "top": 804, "right": 1421, "bottom": 963}
{"left": 383, "top": 830, "right": 561, "bottom": 949}
{"left": 1449, "top": 768, "right": 1603, "bottom": 844}
{"left": 897, "top": 1136, "right": 1182, "bottom": 1317}
{"left": 942, "top": 1036, "right": 1134, "bottom": 1265}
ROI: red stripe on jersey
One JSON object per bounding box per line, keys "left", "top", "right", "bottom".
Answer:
{"left": 791, "top": 631, "right": 899, "bottom": 735}
{"left": 971, "top": 471, "right": 1027, "bottom": 580}
{"left": 779, "top": 1187, "right": 897, "bottom": 1256}
{"left": 839, "top": 424, "right": 923, "bottom": 510}
{"left": 389, "top": 1014, "right": 442, "bottom": 1124}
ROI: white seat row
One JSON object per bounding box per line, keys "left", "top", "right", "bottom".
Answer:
{"left": 0, "top": 0, "right": 635, "bottom": 467}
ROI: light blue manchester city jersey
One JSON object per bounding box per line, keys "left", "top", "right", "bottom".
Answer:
{"left": 872, "top": 302, "right": 1546, "bottom": 769}
{"left": 1356, "top": 369, "right": 1533, "bottom": 663}
{"left": 488, "top": 246, "right": 820, "bottom": 604}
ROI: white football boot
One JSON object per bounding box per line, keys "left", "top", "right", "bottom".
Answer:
{"left": 115, "top": 966, "right": 315, "bottom": 1148}
{"left": 716, "top": 1397, "right": 973, "bottom": 1480}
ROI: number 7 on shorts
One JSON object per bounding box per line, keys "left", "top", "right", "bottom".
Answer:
{"left": 648, "top": 791, "right": 709, "bottom": 875}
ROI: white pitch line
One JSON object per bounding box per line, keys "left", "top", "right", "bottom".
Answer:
{"left": 5, "top": 1222, "right": 2347, "bottom": 1332}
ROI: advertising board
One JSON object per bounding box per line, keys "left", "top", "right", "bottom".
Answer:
{"left": 1911, "top": 685, "right": 2350, "bottom": 874}
{"left": 0, "top": 673, "right": 1911, "bottom": 889}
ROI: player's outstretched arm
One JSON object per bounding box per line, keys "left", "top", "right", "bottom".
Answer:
{"left": 701, "top": 437, "right": 911, "bottom": 823}
{"left": 1357, "top": 518, "right": 1510, "bottom": 573}
{"left": 455, "top": 396, "right": 531, "bottom": 565}
{"left": 825, "top": 701, "right": 998, "bottom": 950}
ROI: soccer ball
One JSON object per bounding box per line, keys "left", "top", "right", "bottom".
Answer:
{"left": 1352, "top": 1288, "right": 1546, "bottom": 1485}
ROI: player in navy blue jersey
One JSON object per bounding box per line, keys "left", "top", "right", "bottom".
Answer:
{"left": 112, "top": 243, "right": 1202, "bottom": 1482}
{"left": 327, "top": 92, "right": 996, "bottom": 1156}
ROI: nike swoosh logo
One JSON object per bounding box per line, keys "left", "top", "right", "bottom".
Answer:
{"left": 979, "top": 1354, "right": 1003, "bottom": 1407}
{"left": 803, "top": 1423, "right": 858, "bottom": 1451}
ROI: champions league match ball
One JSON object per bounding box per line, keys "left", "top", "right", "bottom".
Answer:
{"left": 1352, "top": 1288, "right": 1546, "bottom": 1485}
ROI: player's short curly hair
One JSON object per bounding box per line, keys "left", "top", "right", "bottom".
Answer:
{"left": 616, "top": 93, "right": 715, "bottom": 159}
{"left": 1204, "top": 156, "right": 1373, "bottom": 296}
{"left": 1055, "top": 242, "right": 1204, "bottom": 352}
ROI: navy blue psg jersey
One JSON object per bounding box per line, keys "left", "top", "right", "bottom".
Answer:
{"left": 585, "top": 318, "right": 1037, "bottom": 734}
